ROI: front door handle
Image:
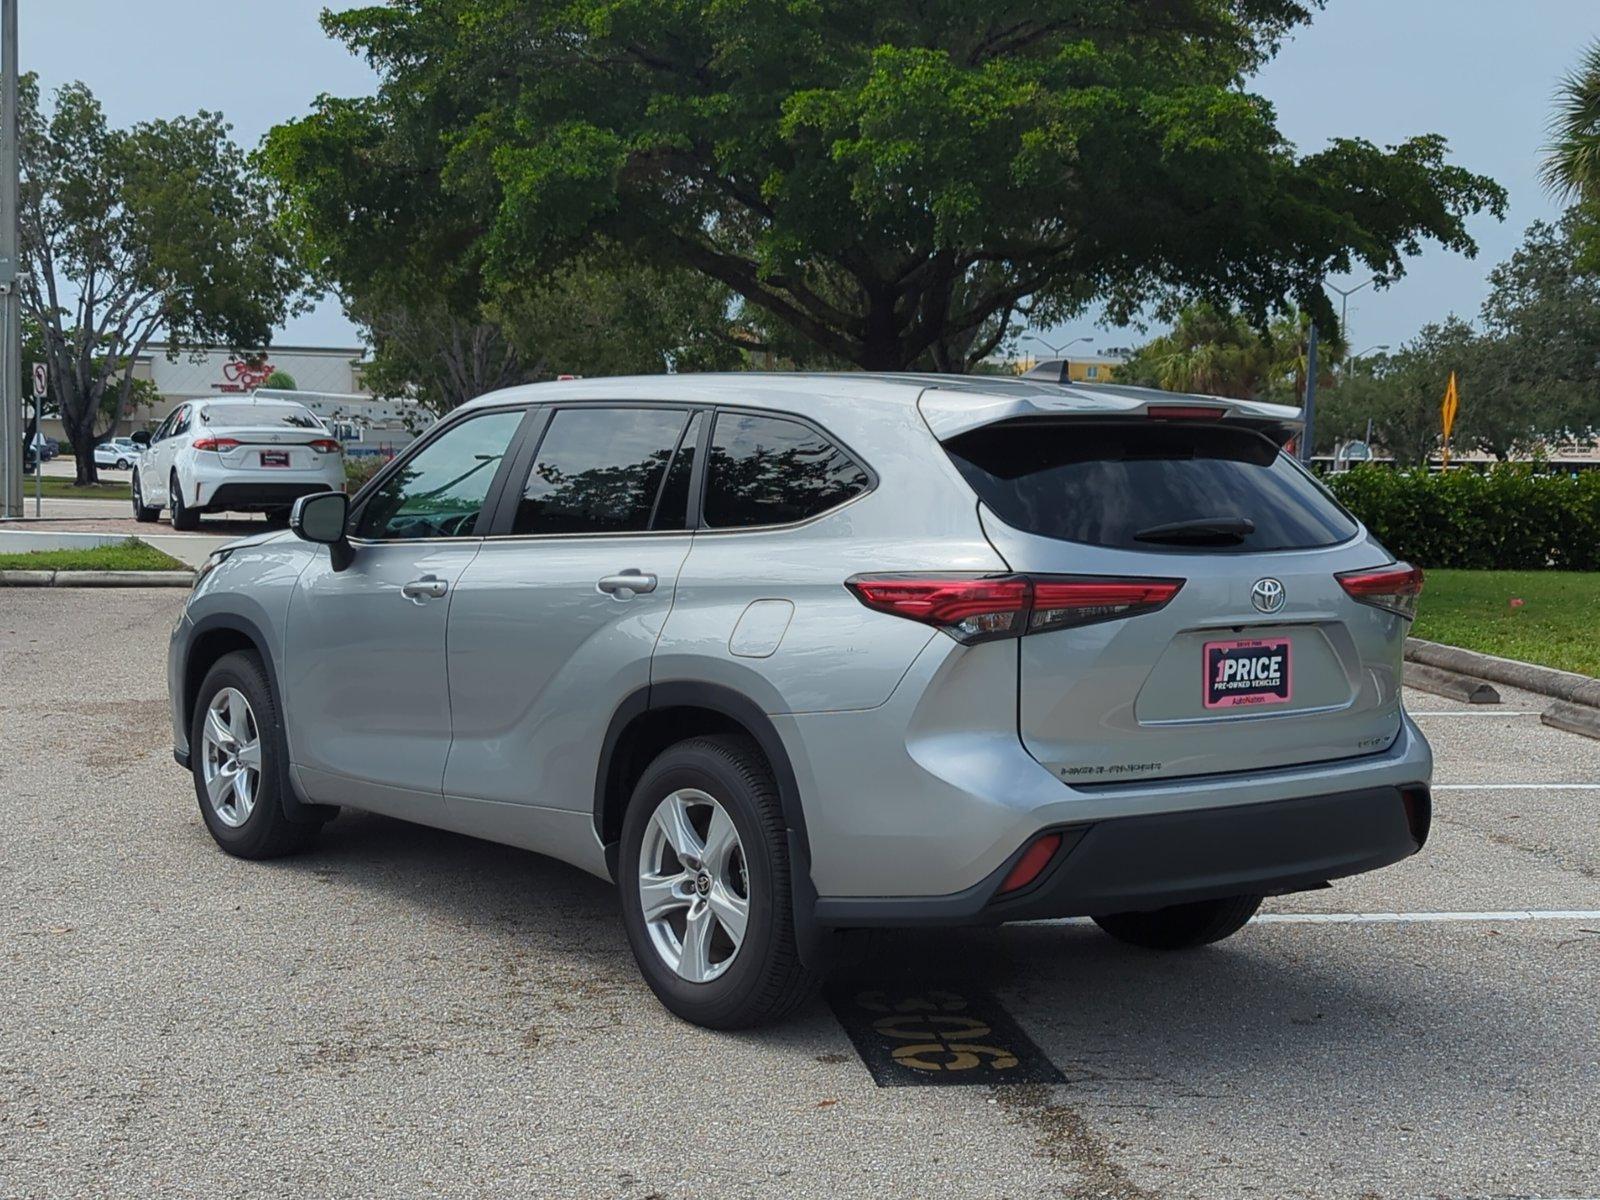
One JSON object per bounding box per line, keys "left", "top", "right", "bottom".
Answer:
{"left": 597, "top": 569, "right": 658, "bottom": 598}
{"left": 402, "top": 576, "right": 449, "bottom": 601}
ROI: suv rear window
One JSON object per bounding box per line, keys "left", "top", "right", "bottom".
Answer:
{"left": 944, "top": 421, "right": 1358, "bottom": 552}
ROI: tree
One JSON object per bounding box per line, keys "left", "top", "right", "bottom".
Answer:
{"left": 1475, "top": 216, "right": 1600, "bottom": 447}
{"left": 1543, "top": 39, "right": 1600, "bottom": 266}
{"left": 261, "top": 72, "right": 741, "bottom": 413}
{"left": 18, "top": 78, "right": 304, "bottom": 482}
{"left": 283, "top": 0, "right": 1505, "bottom": 374}
{"left": 263, "top": 370, "right": 299, "bottom": 390}
{"left": 1117, "top": 303, "right": 1344, "bottom": 400}
{"left": 348, "top": 255, "right": 744, "bottom": 415}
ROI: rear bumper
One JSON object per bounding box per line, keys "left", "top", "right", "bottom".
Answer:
{"left": 815, "top": 783, "right": 1430, "bottom": 927}
{"left": 198, "top": 480, "right": 335, "bottom": 511}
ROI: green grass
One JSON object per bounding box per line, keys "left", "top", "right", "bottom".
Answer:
{"left": 20, "top": 476, "right": 132, "bottom": 500}
{"left": 0, "top": 538, "right": 189, "bottom": 572}
{"left": 1414, "top": 569, "right": 1600, "bottom": 677}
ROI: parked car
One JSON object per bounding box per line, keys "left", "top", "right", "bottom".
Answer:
{"left": 28, "top": 432, "right": 56, "bottom": 461}
{"left": 168, "top": 374, "right": 1433, "bottom": 1028}
{"left": 93, "top": 437, "right": 142, "bottom": 470}
{"left": 132, "top": 398, "right": 344, "bottom": 530}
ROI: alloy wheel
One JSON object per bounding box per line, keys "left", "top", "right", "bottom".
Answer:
{"left": 637, "top": 788, "right": 750, "bottom": 983}
{"left": 200, "top": 687, "right": 263, "bottom": 828}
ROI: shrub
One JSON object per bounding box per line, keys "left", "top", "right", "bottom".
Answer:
{"left": 1326, "top": 465, "right": 1600, "bottom": 570}
{"left": 344, "top": 454, "right": 388, "bottom": 491}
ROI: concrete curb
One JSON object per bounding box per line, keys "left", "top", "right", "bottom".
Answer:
{"left": 0, "top": 569, "right": 195, "bottom": 587}
{"left": 1405, "top": 638, "right": 1600, "bottom": 708}
{"left": 1403, "top": 662, "right": 1501, "bottom": 705}
{"left": 1542, "top": 701, "right": 1600, "bottom": 741}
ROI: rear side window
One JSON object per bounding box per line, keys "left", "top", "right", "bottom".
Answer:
{"left": 703, "top": 412, "right": 869, "bottom": 528}
{"left": 513, "top": 406, "right": 690, "bottom": 535}
{"left": 944, "top": 421, "right": 1358, "bottom": 552}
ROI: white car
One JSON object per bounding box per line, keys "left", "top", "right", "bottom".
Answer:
{"left": 132, "top": 398, "right": 344, "bottom": 530}
{"left": 93, "top": 438, "right": 142, "bottom": 470}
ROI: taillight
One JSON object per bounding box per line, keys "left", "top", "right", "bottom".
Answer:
{"left": 1337, "top": 562, "right": 1424, "bottom": 620}
{"left": 191, "top": 437, "right": 240, "bottom": 452}
{"left": 309, "top": 438, "right": 342, "bottom": 453}
{"left": 845, "top": 574, "right": 1183, "bottom": 643}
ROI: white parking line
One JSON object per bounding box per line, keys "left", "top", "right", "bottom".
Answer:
{"left": 1252, "top": 910, "right": 1600, "bottom": 925}
{"left": 1407, "top": 710, "right": 1541, "bottom": 717}
{"left": 1434, "top": 783, "right": 1600, "bottom": 791}
{"left": 1028, "top": 911, "right": 1600, "bottom": 927}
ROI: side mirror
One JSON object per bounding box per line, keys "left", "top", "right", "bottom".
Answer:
{"left": 291, "top": 491, "right": 350, "bottom": 546}
{"left": 130, "top": 430, "right": 152, "bottom": 446}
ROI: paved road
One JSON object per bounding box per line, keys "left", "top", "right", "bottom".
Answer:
{"left": 3, "top": 588, "right": 1597, "bottom": 1198}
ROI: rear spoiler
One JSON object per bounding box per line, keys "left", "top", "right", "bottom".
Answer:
{"left": 920, "top": 367, "right": 1304, "bottom": 447}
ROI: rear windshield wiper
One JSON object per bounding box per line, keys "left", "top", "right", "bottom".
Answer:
{"left": 1133, "top": 516, "right": 1255, "bottom": 544}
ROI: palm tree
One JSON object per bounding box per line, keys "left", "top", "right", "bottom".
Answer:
{"left": 1543, "top": 40, "right": 1600, "bottom": 201}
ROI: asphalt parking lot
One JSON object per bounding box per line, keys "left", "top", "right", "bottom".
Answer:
{"left": 3, "top": 588, "right": 1597, "bottom": 1199}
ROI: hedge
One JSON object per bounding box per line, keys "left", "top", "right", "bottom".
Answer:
{"left": 1324, "top": 465, "right": 1600, "bottom": 571}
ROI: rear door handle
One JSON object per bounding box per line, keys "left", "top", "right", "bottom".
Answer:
{"left": 402, "top": 576, "right": 449, "bottom": 601}
{"left": 597, "top": 569, "right": 658, "bottom": 598}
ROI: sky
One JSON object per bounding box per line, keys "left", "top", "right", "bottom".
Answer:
{"left": 21, "top": 0, "right": 1598, "bottom": 355}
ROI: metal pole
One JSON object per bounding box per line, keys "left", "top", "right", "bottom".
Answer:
{"left": 0, "top": 0, "right": 19, "bottom": 518}
{"left": 1300, "top": 319, "right": 1319, "bottom": 465}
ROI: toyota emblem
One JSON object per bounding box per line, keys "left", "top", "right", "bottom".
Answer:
{"left": 1251, "top": 577, "right": 1286, "bottom": 614}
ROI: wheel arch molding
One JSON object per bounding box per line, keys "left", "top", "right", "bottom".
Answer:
{"left": 594, "top": 681, "right": 824, "bottom": 965}
{"left": 180, "top": 612, "right": 331, "bottom": 826}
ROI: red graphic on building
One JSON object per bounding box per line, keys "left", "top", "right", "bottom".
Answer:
{"left": 215, "top": 359, "right": 276, "bottom": 393}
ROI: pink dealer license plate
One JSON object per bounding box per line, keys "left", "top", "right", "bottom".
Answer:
{"left": 1204, "top": 637, "right": 1292, "bottom": 709}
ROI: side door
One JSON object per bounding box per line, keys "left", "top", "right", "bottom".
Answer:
{"left": 145, "top": 406, "right": 186, "bottom": 502}
{"left": 443, "top": 404, "right": 703, "bottom": 819}
{"left": 282, "top": 405, "right": 533, "bottom": 814}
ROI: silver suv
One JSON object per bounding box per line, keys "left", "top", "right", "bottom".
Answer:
{"left": 168, "top": 374, "right": 1433, "bottom": 1027}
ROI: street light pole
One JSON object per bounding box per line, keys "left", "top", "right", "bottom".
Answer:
{"left": 1327, "top": 278, "right": 1374, "bottom": 374}
{"left": 1300, "top": 320, "right": 1319, "bottom": 465}
{"left": 0, "top": 0, "right": 19, "bottom": 519}
{"left": 1024, "top": 334, "right": 1090, "bottom": 373}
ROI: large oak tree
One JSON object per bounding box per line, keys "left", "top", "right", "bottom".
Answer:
{"left": 272, "top": 0, "right": 1506, "bottom": 374}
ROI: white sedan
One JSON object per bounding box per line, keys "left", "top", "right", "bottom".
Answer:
{"left": 93, "top": 438, "right": 142, "bottom": 470}
{"left": 132, "top": 398, "right": 345, "bottom": 530}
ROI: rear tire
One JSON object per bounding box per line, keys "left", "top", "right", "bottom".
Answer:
{"left": 115, "top": 457, "right": 130, "bottom": 470}
{"left": 618, "top": 735, "right": 817, "bottom": 1028}
{"left": 1093, "top": 894, "right": 1262, "bottom": 950}
{"left": 131, "top": 471, "right": 160, "bottom": 522}
{"left": 170, "top": 472, "right": 200, "bottom": 530}
{"left": 190, "top": 650, "right": 322, "bottom": 859}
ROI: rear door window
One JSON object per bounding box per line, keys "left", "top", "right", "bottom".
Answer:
{"left": 512, "top": 406, "right": 690, "bottom": 535}
{"left": 703, "top": 412, "right": 870, "bottom": 528}
{"left": 944, "top": 421, "right": 1358, "bottom": 552}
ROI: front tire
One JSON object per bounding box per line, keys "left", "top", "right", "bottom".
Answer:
{"left": 191, "top": 650, "right": 321, "bottom": 859}
{"left": 1093, "top": 894, "right": 1263, "bottom": 950}
{"left": 131, "top": 471, "right": 160, "bottom": 523}
{"left": 618, "top": 735, "right": 816, "bottom": 1028}
{"left": 169, "top": 472, "right": 200, "bottom": 530}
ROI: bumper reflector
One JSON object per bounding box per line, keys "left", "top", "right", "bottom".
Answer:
{"left": 998, "top": 833, "right": 1063, "bottom": 895}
